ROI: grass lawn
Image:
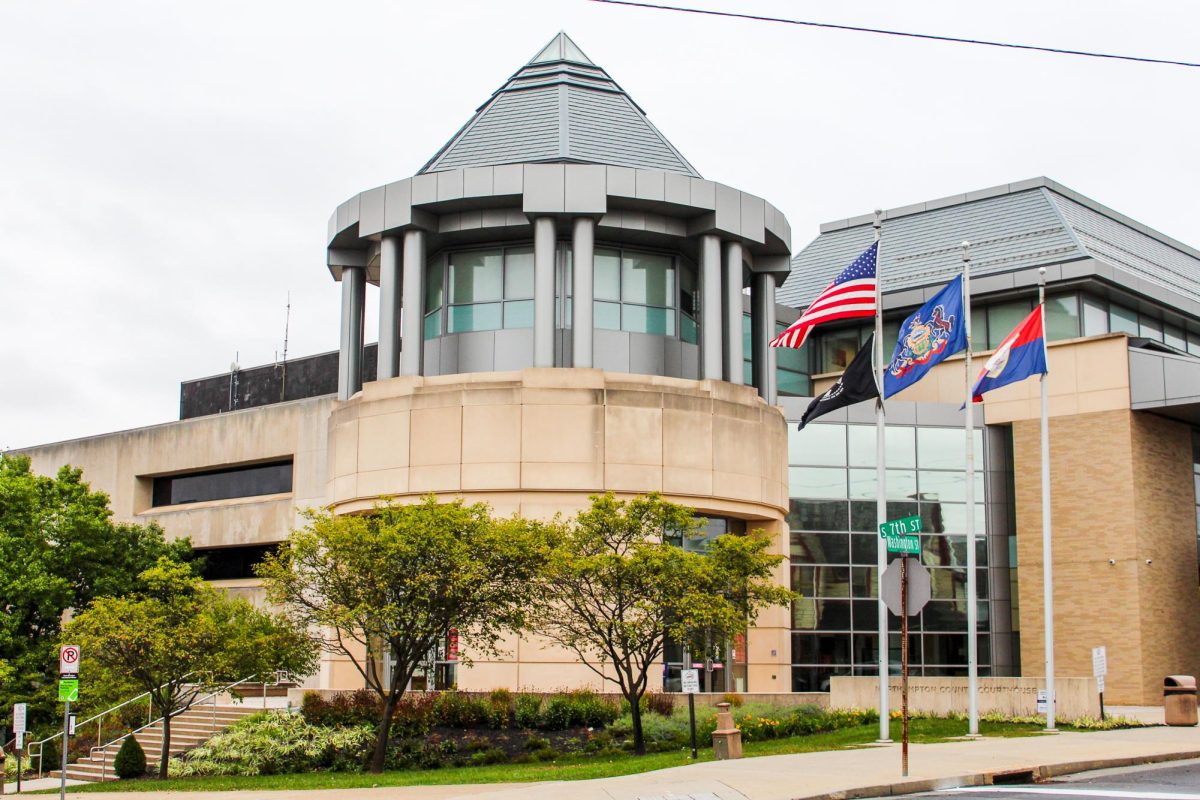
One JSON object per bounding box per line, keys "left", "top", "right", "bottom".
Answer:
{"left": 44, "top": 717, "right": 1056, "bottom": 794}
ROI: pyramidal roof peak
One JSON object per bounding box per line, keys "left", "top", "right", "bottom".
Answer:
{"left": 418, "top": 33, "right": 700, "bottom": 177}
{"left": 529, "top": 31, "right": 594, "bottom": 65}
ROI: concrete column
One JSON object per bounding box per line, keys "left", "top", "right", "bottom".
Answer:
{"left": 377, "top": 236, "right": 402, "bottom": 380}
{"left": 571, "top": 217, "right": 595, "bottom": 368}
{"left": 699, "top": 234, "right": 723, "bottom": 380}
{"left": 533, "top": 216, "right": 556, "bottom": 368}
{"left": 400, "top": 229, "right": 426, "bottom": 377}
{"left": 723, "top": 240, "right": 745, "bottom": 384}
{"left": 751, "top": 271, "right": 777, "bottom": 404}
{"left": 337, "top": 265, "right": 366, "bottom": 400}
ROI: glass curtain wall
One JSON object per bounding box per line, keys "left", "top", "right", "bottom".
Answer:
{"left": 787, "top": 422, "right": 988, "bottom": 691}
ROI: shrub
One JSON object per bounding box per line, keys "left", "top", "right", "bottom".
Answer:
{"left": 486, "top": 691, "right": 512, "bottom": 729}
{"left": 523, "top": 735, "right": 551, "bottom": 752}
{"left": 171, "top": 711, "right": 374, "bottom": 777}
{"left": 113, "top": 736, "right": 147, "bottom": 779}
{"left": 533, "top": 746, "right": 558, "bottom": 761}
{"left": 514, "top": 694, "right": 542, "bottom": 729}
{"left": 539, "top": 690, "right": 618, "bottom": 730}
{"left": 391, "top": 692, "right": 438, "bottom": 739}
{"left": 433, "top": 692, "right": 491, "bottom": 729}
{"left": 644, "top": 691, "right": 674, "bottom": 716}
{"left": 721, "top": 692, "right": 744, "bottom": 708}
{"left": 300, "top": 689, "right": 380, "bottom": 728}
{"left": 469, "top": 747, "right": 508, "bottom": 766}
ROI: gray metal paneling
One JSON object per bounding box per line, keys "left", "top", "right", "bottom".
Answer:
{"left": 494, "top": 329, "right": 535, "bottom": 371}
{"left": 680, "top": 342, "right": 699, "bottom": 379}
{"left": 594, "top": 329, "right": 631, "bottom": 373}
{"left": 420, "top": 33, "right": 700, "bottom": 177}
{"left": 628, "top": 332, "right": 667, "bottom": 376}
{"left": 456, "top": 331, "right": 497, "bottom": 374}
{"left": 781, "top": 188, "right": 1079, "bottom": 309}
{"left": 1129, "top": 349, "right": 1167, "bottom": 405}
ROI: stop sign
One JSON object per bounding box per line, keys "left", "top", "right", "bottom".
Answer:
{"left": 881, "top": 557, "right": 931, "bottom": 616}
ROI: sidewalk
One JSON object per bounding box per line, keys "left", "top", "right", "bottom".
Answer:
{"left": 8, "top": 725, "right": 1200, "bottom": 800}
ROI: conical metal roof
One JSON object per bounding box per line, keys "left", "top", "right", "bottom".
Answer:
{"left": 418, "top": 32, "right": 700, "bottom": 177}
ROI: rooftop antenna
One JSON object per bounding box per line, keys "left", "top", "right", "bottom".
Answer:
{"left": 279, "top": 292, "right": 291, "bottom": 402}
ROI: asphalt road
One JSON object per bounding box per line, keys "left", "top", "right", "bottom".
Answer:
{"left": 905, "top": 758, "right": 1200, "bottom": 800}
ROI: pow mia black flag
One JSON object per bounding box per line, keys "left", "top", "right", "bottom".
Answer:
{"left": 799, "top": 334, "right": 879, "bottom": 430}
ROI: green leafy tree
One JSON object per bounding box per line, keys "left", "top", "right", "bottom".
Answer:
{"left": 533, "top": 492, "right": 795, "bottom": 755}
{"left": 0, "top": 454, "right": 194, "bottom": 723}
{"left": 112, "top": 734, "right": 147, "bottom": 779}
{"left": 258, "top": 496, "right": 549, "bottom": 773}
{"left": 64, "top": 559, "right": 316, "bottom": 778}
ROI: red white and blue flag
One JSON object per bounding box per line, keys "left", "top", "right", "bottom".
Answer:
{"left": 771, "top": 242, "right": 878, "bottom": 350}
{"left": 969, "top": 304, "right": 1048, "bottom": 403}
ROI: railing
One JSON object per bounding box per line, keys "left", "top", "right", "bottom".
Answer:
{"left": 28, "top": 669, "right": 209, "bottom": 778}
{"left": 86, "top": 672, "right": 266, "bottom": 782}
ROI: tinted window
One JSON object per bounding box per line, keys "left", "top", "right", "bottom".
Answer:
{"left": 152, "top": 460, "right": 292, "bottom": 506}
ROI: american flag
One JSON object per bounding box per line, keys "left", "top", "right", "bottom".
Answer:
{"left": 770, "top": 241, "right": 878, "bottom": 349}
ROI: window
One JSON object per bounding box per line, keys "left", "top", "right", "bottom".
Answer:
{"left": 195, "top": 544, "right": 277, "bottom": 581}
{"left": 1110, "top": 304, "right": 1139, "bottom": 335}
{"left": 1045, "top": 295, "right": 1080, "bottom": 341}
{"left": 151, "top": 460, "right": 293, "bottom": 507}
{"left": 1082, "top": 295, "right": 1108, "bottom": 337}
{"left": 424, "top": 246, "right": 536, "bottom": 336}
{"left": 1165, "top": 324, "right": 1186, "bottom": 351}
{"left": 1139, "top": 314, "right": 1164, "bottom": 342}
{"left": 592, "top": 246, "right": 690, "bottom": 337}
{"left": 821, "top": 327, "right": 866, "bottom": 371}
{"left": 986, "top": 300, "right": 1032, "bottom": 349}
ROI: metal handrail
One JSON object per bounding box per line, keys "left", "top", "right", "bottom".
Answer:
{"left": 87, "top": 672, "right": 263, "bottom": 781}
{"left": 28, "top": 669, "right": 211, "bottom": 778}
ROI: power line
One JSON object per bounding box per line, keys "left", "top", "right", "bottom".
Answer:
{"left": 587, "top": 0, "right": 1200, "bottom": 69}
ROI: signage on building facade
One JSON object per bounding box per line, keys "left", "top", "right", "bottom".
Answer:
{"left": 879, "top": 516, "right": 922, "bottom": 537}
{"left": 680, "top": 669, "right": 700, "bottom": 694}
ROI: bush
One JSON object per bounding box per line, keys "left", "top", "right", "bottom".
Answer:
{"left": 721, "top": 692, "right": 744, "bottom": 708}
{"left": 539, "top": 690, "right": 618, "bottom": 730}
{"left": 514, "top": 694, "right": 542, "bottom": 728}
{"left": 644, "top": 691, "right": 675, "bottom": 716}
{"left": 171, "top": 711, "right": 374, "bottom": 777}
{"left": 469, "top": 747, "right": 508, "bottom": 766}
{"left": 433, "top": 692, "right": 491, "bottom": 729}
{"left": 300, "top": 689, "right": 380, "bottom": 728}
{"left": 113, "top": 736, "right": 147, "bottom": 779}
{"left": 523, "top": 735, "right": 551, "bottom": 752}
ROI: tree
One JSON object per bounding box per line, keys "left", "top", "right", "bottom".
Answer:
{"left": 64, "top": 559, "right": 316, "bottom": 778}
{"left": 533, "top": 493, "right": 795, "bottom": 755}
{"left": 258, "top": 496, "right": 548, "bottom": 773}
{"left": 0, "top": 454, "right": 194, "bottom": 723}
{"left": 112, "top": 734, "right": 147, "bottom": 779}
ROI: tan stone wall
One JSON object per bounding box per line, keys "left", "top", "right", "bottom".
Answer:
{"left": 829, "top": 676, "right": 1100, "bottom": 719}
{"left": 17, "top": 397, "right": 333, "bottom": 547}
{"left": 325, "top": 368, "right": 792, "bottom": 693}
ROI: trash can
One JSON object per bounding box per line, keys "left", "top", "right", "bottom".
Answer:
{"left": 1164, "top": 676, "right": 1197, "bottom": 726}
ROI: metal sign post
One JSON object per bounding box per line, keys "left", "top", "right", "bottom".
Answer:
{"left": 881, "top": 555, "right": 930, "bottom": 778}
{"left": 13, "top": 703, "right": 26, "bottom": 794}
{"left": 1092, "top": 646, "right": 1108, "bottom": 720}
{"left": 681, "top": 669, "right": 700, "bottom": 759}
{"left": 59, "top": 645, "right": 80, "bottom": 800}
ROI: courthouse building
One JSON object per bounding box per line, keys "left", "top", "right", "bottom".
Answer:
{"left": 16, "top": 33, "right": 1200, "bottom": 704}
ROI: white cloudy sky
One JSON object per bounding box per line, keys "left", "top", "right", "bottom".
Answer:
{"left": 1, "top": 0, "right": 1196, "bottom": 449}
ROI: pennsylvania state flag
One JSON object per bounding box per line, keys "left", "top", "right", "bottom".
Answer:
{"left": 883, "top": 275, "right": 967, "bottom": 398}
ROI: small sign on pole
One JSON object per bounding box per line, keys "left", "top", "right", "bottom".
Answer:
{"left": 1092, "top": 646, "right": 1108, "bottom": 720}
{"left": 680, "top": 669, "right": 700, "bottom": 759}
{"left": 1037, "top": 689, "right": 1049, "bottom": 714}
{"left": 58, "top": 680, "right": 79, "bottom": 703}
{"left": 59, "top": 644, "right": 81, "bottom": 679}
{"left": 13, "top": 703, "right": 26, "bottom": 736}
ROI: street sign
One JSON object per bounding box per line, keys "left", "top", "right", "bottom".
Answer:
{"left": 59, "top": 644, "right": 80, "bottom": 678}
{"left": 881, "top": 557, "right": 931, "bottom": 616}
{"left": 879, "top": 515, "right": 922, "bottom": 537}
{"left": 884, "top": 534, "right": 921, "bottom": 555}
{"left": 680, "top": 669, "right": 700, "bottom": 694}
{"left": 13, "top": 702, "right": 26, "bottom": 735}
{"left": 1097, "top": 674, "right": 1106, "bottom": 693}
{"left": 1092, "top": 646, "right": 1107, "bottom": 677}
{"left": 58, "top": 679, "right": 79, "bottom": 703}
{"left": 15, "top": 731, "right": 24, "bottom": 750}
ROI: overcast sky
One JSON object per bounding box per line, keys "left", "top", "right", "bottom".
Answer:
{"left": 2, "top": 0, "right": 1196, "bottom": 449}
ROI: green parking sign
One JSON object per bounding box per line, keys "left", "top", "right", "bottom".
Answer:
{"left": 58, "top": 679, "right": 79, "bottom": 702}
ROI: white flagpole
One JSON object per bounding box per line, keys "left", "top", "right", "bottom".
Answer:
{"left": 962, "top": 242, "right": 980, "bottom": 737}
{"left": 873, "top": 210, "right": 891, "bottom": 742}
{"left": 1039, "top": 267, "right": 1056, "bottom": 732}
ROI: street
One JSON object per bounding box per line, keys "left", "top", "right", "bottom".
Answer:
{"left": 905, "top": 759, "right": 1200, "bottom": 800}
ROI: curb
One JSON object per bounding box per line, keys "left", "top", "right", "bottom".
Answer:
{"left": 792, "top": 749, "right": 1200, "bottom": 800}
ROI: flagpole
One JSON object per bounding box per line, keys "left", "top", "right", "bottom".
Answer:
{"left": 1038, "top": 267, "right": 1056, "bottom": 732}
{"left": 962, "top": 242, "right": 979, "bottom": 737}
{"left": 873, "top": 209, "right": 890, "bottom": 743}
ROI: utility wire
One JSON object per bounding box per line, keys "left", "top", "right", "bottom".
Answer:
{"left": 588, "top": 0, "right": 1200, "bottom": 69}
